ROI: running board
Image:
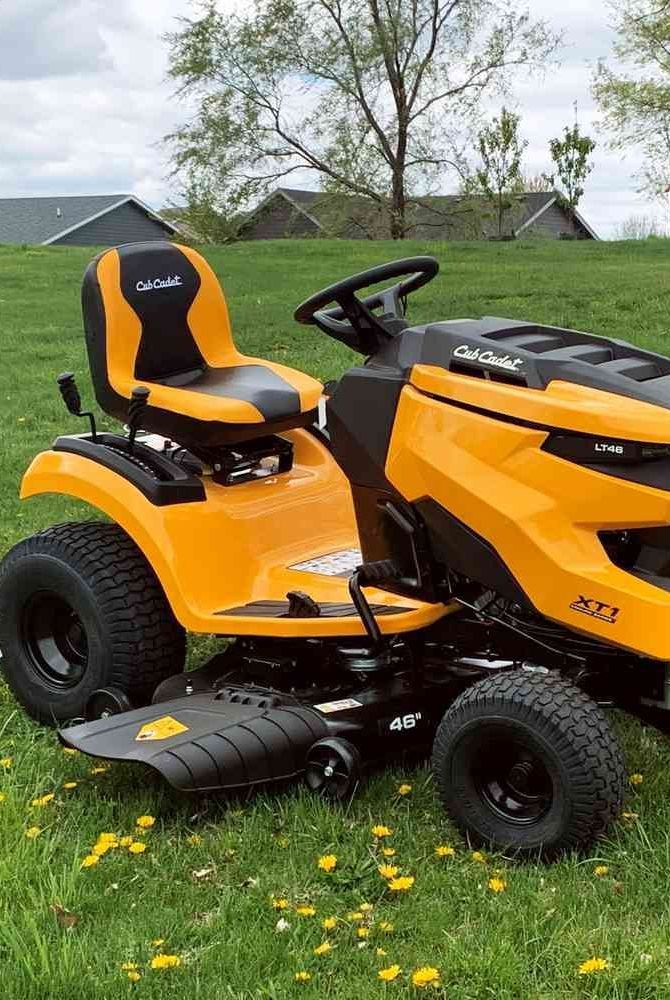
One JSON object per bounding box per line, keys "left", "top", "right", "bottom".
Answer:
{"left": 58, "top": 694, "right": 328, "bottom": 793}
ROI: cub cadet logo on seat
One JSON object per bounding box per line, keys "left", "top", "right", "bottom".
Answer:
{"left": 135, "top": 715, "right": 189, "bottom": 742}
{"left": 135, "top": 274, "right": 183, "bottom": 293}
{"left": 569, "top": 596, "right": 620, "bottom": 625}
{"left": 453, "top": 344, "right": 525, "bottom": 373}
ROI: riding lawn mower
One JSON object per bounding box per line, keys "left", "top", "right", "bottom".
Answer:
{"left": 2, "top": 241, "right": 669, "bottom": 858}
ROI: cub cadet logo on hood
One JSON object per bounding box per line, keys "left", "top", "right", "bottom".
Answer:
{"left": 453, "top": 343, "right": 525, "bottom": 373}
{"left": 136, "top": 274, "right": 183, "bottom": 293}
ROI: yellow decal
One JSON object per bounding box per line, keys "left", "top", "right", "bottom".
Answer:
{"left": 135, "top": 716, "right": 189, "bottom": 742}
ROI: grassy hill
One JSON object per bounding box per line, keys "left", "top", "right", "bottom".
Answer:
{"left": 1, "top": 238, "right": 670, "bottom": 998}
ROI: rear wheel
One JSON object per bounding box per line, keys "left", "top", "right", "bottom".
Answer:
{"left": 431, "top": 671, "right": 625, "bottom": 858}
{"left": 0, "top": 522, "right": 186, "bottom": 725}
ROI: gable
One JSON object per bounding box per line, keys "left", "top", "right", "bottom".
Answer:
{"left": 240, "top": 195, "right": 320, "bottom": 240}
{"left": 53, "top": 200, "right": 174, "bottom": 246}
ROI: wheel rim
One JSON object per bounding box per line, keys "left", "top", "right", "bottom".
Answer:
{"left": 473, "top": 732, "right": 553, "bottom": 825}
{"left": 21, "top": 591, "right": 88, "bottom": 690}
{"left": 305, "top": 744, "right": 357, "bottom": 799}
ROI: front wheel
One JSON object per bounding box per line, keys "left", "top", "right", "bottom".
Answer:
{"left": 431, "top": 671, "right": 625, "bottom": 858}
{"left": 0, "top": 522, "right": 186, "bottom": 725}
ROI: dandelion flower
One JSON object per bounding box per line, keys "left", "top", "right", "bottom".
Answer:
{"left": 488, "top": 877, "right": 507, "bottom": 893}
{"left": 357, "top": 926, "right": 370, "bottom": 939}
{"left": 296, "top": 904, "right": 316, "bottom": 917}
{"left": 121, "top": 963, "right": 139, "bottom": 972}
{"left": 136, "top": 815, "right": 155, "bottom": 830}
{"left": 317, "top": 854, "right": 337, "bottom": 873}
{"left": 348, "top": 911, "right": 364, "bottom": 922}
{"left": 120, "top": 836, "right": 133, "bottom": 847}
{"left": 81, "top": 854, "right": 99, "bottom": 869}
{"left": 295, "top": 971, "right": 311, "bottom": 983}
{"left": 30, "top": 793, "right": 55, "bottom": 808}
{"left": 272, "top": 897, "right": 289, "bottom": 911}
{"left": 92, "top": 842, "right": 112, "bottom": 857}
{"left": 62, "top": 748, "right": 78, "bottom": 757}
{"left": 382, "top": 847, "right": 396, "bottom": 857}
{"left": 629, "top": 773, "right": 643, "bottom": 786}
{"left": 150, "top": 954, "right": 181, "bottom": 970}
{"left": 622, "top": 811, "right": 639, "bottom": 821}
{"left": 360, "top": 903, "right": 374, "bottom": 913}
{"left": 127, "top": 971, "right": 141, "bottom": 983}
{"left": 0, "top": 757, "right": 12, "bottom": 769}
{"left": 378, "top": 964, "right": 402, "bottom": 982}
{"left": 412, "top": 966, "right": 440, "bottom": 988}
{"left": 62, "top": 782, "right": 77, "bottom": 790}
{"left": 388, "top": 876, "right": 415, "bottom": 892}
{"left": 25, "top": 826, "right": 42, "bottom": 839}
{"left": 128, "top": 841, "right": 147, "bottom": 855}
{"left": 314, "top": 941, "right": 332, "bottom": 956}
{"left": 594, "top": 865, "right": 609, "bottom": 877}
{"left": 186, "top": 834, "right": 201, "bottom": 846}
{"left": 90, "top": 765, "right": 109, "bottom": 776}
{"left": 578, "top": 957, "right": 609, "bottom": 976}
{"left": 322, "top": 916, "right": 337, "bottom": 930}
{"left": 378, "top": 864, "right": 399, "bottom": 879}
{"left": 376, "top": 947, "right": 387, "bottom": 957}
{"left": 398, "top": 784, "right": 412, "bottom": 796}
{"left": 98, "top": 832, "right": 118, "bottom": 843}
{"left": 471, "top": 850, "right": 486, "bottom": 863}
{"left": 0, "top": 793, "right": 5, "bottom": 803}
{"left": 379, "top": 921, "right": 394, "bottom": 933}
{"left": 151, "top": 939, "right": 165, "bottom": 948}
{"left": 435, "top": 844, "right": 455, "bottom": 858}
{"left": 371, "top": 825, "right": 393, "bottom": 838}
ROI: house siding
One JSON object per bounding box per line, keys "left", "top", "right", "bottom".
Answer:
{"left": 520, "top": 201, "right": 583, "bottom": 239}
{"left": 240, "top": 197, "right": 320, "bottom": 240}
{"left": 54, "top": 201, "right": 173, "bottom": 246}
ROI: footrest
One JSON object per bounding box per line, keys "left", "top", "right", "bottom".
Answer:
{"left": 59, "top": 693, "right": 328, "bottom": 792}
{"left": 216, "top": 600, "right": 411, "bottom": 618}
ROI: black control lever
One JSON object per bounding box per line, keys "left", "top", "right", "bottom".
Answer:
{"left": 349, "top": 560, "right": 400, "bottom": 648}
{"left": 127, "top": 386, "right": 150, "bottom": 454}
{"left": 56, "top": 372, "right": 97, "bottom": 441}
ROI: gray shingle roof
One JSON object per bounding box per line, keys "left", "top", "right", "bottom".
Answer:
{"left": 0, "top": 194, "right": 175, "bottom": 245}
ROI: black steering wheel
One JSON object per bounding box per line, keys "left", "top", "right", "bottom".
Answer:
{"left": 294, "top": 256, "right": 439, "bottom": 355}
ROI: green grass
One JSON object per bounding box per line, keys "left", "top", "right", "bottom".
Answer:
{"left": 2, "top": 238, "right": 670, "bottom": 998}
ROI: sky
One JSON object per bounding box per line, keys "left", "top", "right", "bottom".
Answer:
{"left": 0, "top": 0, "right": 664, "bottom": 238}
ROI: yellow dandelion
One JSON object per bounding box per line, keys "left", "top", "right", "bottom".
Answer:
{"left": 25, "top": 826, "right": 42, "bottom": 839}
{"left": 398, "top": 784, "right": 412, "bottom": 796}
{"left": 322, "top": 916, "right": 337, "bottom": 930}
{"left": 594, "top": 865, "right": 609, "bottom": 877}
{"left": 378, "top": 964, "right": 402, "bottom": 982}
{"left": 136, "top": 815, "right": 155, "bottom": 829}
{"left": 98, "top": 832, "right": 118, "bottom": 843}
{"left": 121, "top": 962, "right": 139, "bottom": 972}
{"left": 296, "top": 904, "right": 316, "bottom": 917}
{"left": 62, "top": 782, "right": 78, "bottom": 790}
{"left": 186, "top": 834, "right": 201, "bottom": 846}
{"left": 314, "top": 941, "right": 332, "bottom": 956}
{"left": 81, "top": 854, "right": 99, "bottom": 869}
{"left": 90, "top": 765, "right": 109, "bottom": 775}
{"left": 435, "top": 844, "right": 455, "bottom": 858}
{"left": 578, "top": 957, "right": 610, "bottom": 976}
{"left": 92, "top": 841, "right": 112, "bottom": 857}
{"left": 412, "top": 966, "right": 440, "bottom": 988}
{"left": 150, "top": 954, "right": 181, "bottom": 970}
{"left": 357, "top": 927, "right": 370, "bottom": 939}
{"left": 629, "top": 773, "right": 643, "bottom": 786}
{"left": 30, "top": 793, "right": 55, "bottom": 808}
{"left": 127, "top": 971, "right": 141, "bottom": 983}
{"left": 378, "top": 864, "right": 399, "bottom": 879}
{"left": 376, "top": 947, "right": 387, "bottom": 957}
{"left": 272, "top": 897, "right": 290, "bottom": 910}
{"left": 348, "top": 911, "right": 364, "bottom": 922}
{"left": 120, "top": 835, "right": 133, "bottom": 847}
{"left": 371, "top": 824, "right": 393, "bottom": 838}
{"left": 471, "top": 850, "right": 486, "bottom": 863}
{"left": 62, "top": 748, "right": 78, "bottom": 756}
{"left": 128, "top": 841, "right": 147, "bottom": 855}
{"left": 488, "top": 877, "right": 507, "bottom": 893}
{"left": 382, "top": 847, "right": 396, "bottom": 857}
{"left": 622, "top": 811, "right": 639, "bottom": 821}
{"left": 388, "top": 876, "right": 415, "bottom": 892}
{"left": 0, "top": 757, "right": 12, "bottom": 769}
{"left": 151, "top": 939, "right": 165, "bottom": 948}
{"left": 317, "top": 853, "right": 337, "bottom": 873}
{"left": 295, "top": 971, "right": 311, "bottom": 983}
{"left": 360, "top": 903, "right": 374, "bottom": 913}
{"left": 379, "top": 921, "right": 394, "bottom": 933}
{"left": 0, "top": 793, "right": 5, "bottom": 803}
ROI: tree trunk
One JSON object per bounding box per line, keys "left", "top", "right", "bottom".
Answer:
{"left": 390, "top": 168, "right": 406, "bottom": 240}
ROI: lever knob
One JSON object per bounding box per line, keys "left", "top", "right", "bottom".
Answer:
{"left": 128, "top": 386, "right": 150, "bottom": 430}
{"left": 57, "top": 372, "right": 82, "bottom": 416}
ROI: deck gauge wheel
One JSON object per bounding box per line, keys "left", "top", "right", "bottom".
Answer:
{"left": 305, "top": 737, "right": 361, "bottom": 800}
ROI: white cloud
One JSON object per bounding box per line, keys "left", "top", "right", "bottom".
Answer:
{"left": 0, "top": 0, "right": 663, "bottom": 234}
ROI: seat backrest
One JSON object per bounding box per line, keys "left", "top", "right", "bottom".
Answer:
{"left": 82, "top": 241, "right": 236, "bottom": 421}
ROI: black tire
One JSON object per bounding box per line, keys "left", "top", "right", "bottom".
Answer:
{"left": 0, "top": 522, "right": 186, "bottom": 725}
{"left": 305, "top": 737, "right": 361, "bottom": 801}
{"left": 431, "top": 671, "right": 625, "bottom": 858}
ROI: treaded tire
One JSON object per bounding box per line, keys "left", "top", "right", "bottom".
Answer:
{"left": 431, "top": 671, "right": 625, "bottom": 859}
{"left": 0, "top": 522, "right": 186, "bottom": 725}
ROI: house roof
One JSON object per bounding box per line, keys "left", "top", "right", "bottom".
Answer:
{"left": 0, "top": 194, "right": 178, "bottom": 245}
{"left": 244, "top": 187, "right": 598, "bottom": 240}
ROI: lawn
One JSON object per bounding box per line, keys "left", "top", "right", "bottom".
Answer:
{"left": 2, "top": 237, "right": 670, "bottom": 999}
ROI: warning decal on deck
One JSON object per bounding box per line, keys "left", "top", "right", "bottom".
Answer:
{"left": 290, "top": 549, "right": 361, "bottom": 577}
{"left": 313, "top": 698, "right": 363, "bottom": 714}
{"left": 135, "top": 716, "right": 189, "bottom": 742}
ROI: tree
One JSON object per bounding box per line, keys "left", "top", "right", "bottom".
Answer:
{"left": 548, "top": 124, "right": 596, "bottom": 226}
{"left": 594, "top": 0, "right": 670, "bottom": 195}
{"left": 616, "top": 213, "right": 666, "bottom": 239}
{"left": 474, "top": 106, "right": 527, "bottom": 237}
{"left": 165, "top": 0, "right": 559, "bottom": 240}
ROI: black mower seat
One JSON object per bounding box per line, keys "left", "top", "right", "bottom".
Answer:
{"left": 82, "top": 241, "right": 323, "bottom": 447}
